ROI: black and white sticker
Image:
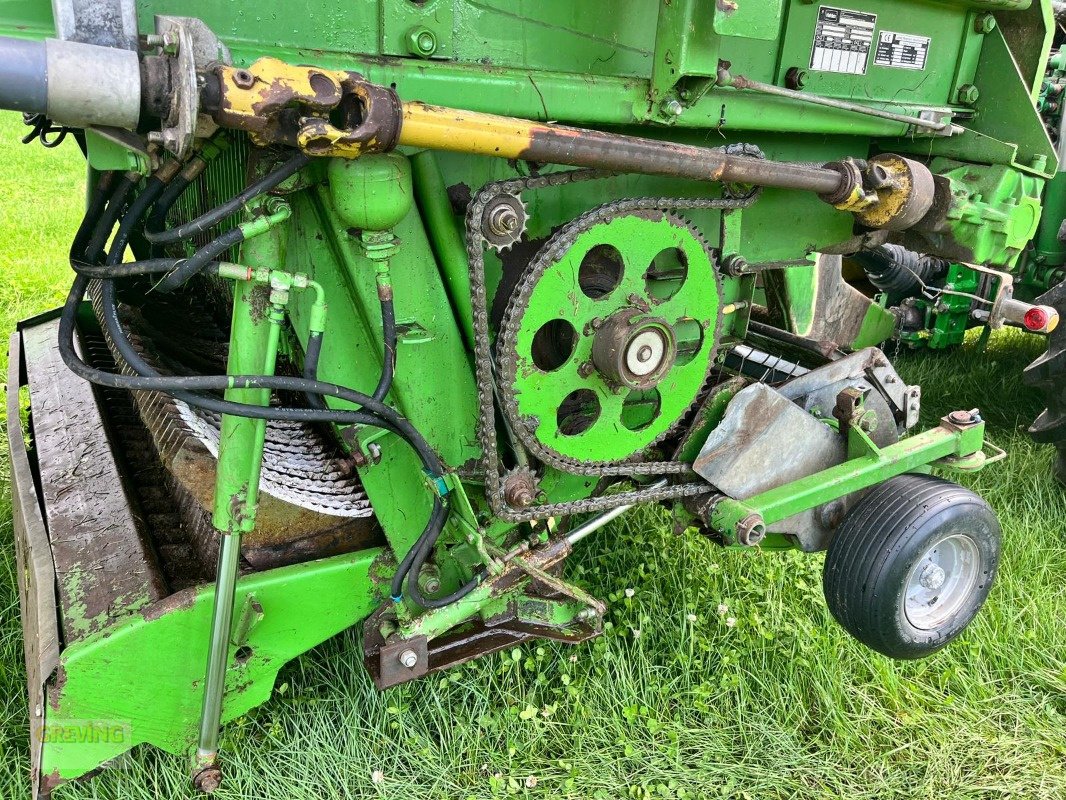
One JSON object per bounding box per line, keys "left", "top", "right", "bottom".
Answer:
{"left": 809, "top": 6, "right": 877, "bottom": 76}
{"left": 874, "top": 30, "right": 930, "bottom": 70}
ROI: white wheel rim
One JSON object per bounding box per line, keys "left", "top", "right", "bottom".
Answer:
{"left": 903, "top": 533, "right": 981, "bottom": 631}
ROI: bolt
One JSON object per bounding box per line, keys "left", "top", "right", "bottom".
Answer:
{"left": 487, "top": 204, "right": 520, "bottom": 236}
{"left": 721, "top": 253, "right": 749, "bottom": 276}
{"left": 974, "top": 13, "right": 996, "bottom": 34}
{"left": 784, "top": 66, "right": 807, "bottom": 90}
{"left": 233, "top": 69, "right": 255, "bottom": 89}
{"left": 735, "top": 513, "right": 766, "bottom": 547}
{"left": 193, "top": 766, "right": 223, "bottom": 793}
{"left": 367, "top": 442, "right": 382, "bottom": 464}
{"left": 858, "top": 410, "right": 879, "bottom": 433}
{"left": 398, "top": 649, "right": 418, "bottom": 669}
{"left": 956, "top": 84, "right": 980, "bottom": 105}
{"left": 660, "top": 98, "right": 684, "bottom": 117}
{"left": 919, "top": 563, "right": 946, "bottom": 591}
{"left": 948, "top": 409, "right": 975, "bottom": 425}
{"left": 504, "top": 479, "right": 534, "bottom": 508}
{"left": 417, "top": 567, "right": 442, "bottom": 595}
{"left": 636, "top": 345, "right": 654, "bottom": 363}
{"left": 578, "top": 361, "right": 595, "bottom": 378}
{"left": 590, "top": 318, "right": 603, "bottom": 330}
{"left": 406, "top": 27, "right": 438, "bottom": 57}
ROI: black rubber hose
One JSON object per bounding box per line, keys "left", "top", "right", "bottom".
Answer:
{"left": 81, "top": 173, "right": 138, "bottom": 262}
{"left": 389, "top": 496, "right": 447, "bottom": 600}
{"left": 374, "top": 296, "right": 396, "bottom": 402}
{"left": 82, "top": 172, "right": 452, "bottom": 600}
{"left": 405, "top": 537, "right": 485, "bottom": 609}
{"left": 70, "top": 172, "right": 116, "bottom": 260}
{"left": 145, "top": 166, "right": 195, "bottom": 238}
{"left": 303, "top": 330, "right": 328, "bottom": 410}
{"left": 153, "top": 226, "right": 244, "bottom": 293}
{"left": 145, "top": 151, "right": 310, "bottom": 245}
{"left": 72, "top": 256, "right": 206, "bottom": 279}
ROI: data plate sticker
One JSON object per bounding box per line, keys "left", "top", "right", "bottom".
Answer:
{"left": 809, "top": 6, "right": 876, "bottom": 76}
{"left": 874, "top": 30, "right": 931, "bottom": 70}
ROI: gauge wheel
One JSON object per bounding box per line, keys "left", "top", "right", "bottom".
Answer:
{"left": 823, "top": 474, "right": 1000, "bottom": 659}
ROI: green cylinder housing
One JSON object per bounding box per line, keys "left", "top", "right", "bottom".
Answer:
{"left": 327, "top": 153, "right": 414, "bottom": 232}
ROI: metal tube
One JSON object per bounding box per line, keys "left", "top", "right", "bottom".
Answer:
{"left": 195, "top": 211, "right": 289, "bottom": 787}
{"left": 566, "top": 479, "right": 668, "bottom": 546}
{"left": 399, "top": 102, "right": 846, "bottom": 195}
{"left": 410, "top": 150, "right": 476, "bottom": 349}
{"left": 0, "top": 37, "right": 46, "bottom": 114}
{"left": 726, "top": 74, "right": 956, "bottom": 134}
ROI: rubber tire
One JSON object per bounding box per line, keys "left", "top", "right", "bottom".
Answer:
{"left": 823, "top": 474, "right": 1000, "bottom": 659}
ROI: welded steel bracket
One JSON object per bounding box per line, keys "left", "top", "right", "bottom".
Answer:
{"left": 364, "top": 537, "right": 604, "bottom": 690}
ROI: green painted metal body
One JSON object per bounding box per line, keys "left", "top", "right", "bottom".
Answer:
{"left": 712, "top": 416, "right": 988, "bottom": 542}
{"left": 7, "top": 0, "right": 1061, "bottom": 790}
{"left": 40, "top": 548, "right": 382, "bottom": 784}
{"left": 900, "top": 263, "right": 984, "bottom": 350}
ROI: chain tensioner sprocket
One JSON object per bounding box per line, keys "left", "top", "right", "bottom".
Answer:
{"left": 497, "top": 205, "right": 723, "bottom": 470}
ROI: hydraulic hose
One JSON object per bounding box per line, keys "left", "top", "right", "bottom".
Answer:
{"left": 145, "top": 151, "right": 310, "bottom": 246}
{"left": 78, "top": 166, "right": 453, "bottom": 603}
{"left": 153, "top": 226, "right": 244, "bottom": 292}
{"left": 374, "top": 296, "right": 395, "bottom": 402}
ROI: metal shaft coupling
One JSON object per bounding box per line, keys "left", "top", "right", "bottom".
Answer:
{"left": 207, "top": 58, "right": 403, "bottom": 158}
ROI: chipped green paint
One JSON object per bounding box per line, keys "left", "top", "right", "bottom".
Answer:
{"left": 41, "top": 548, "right": 383, "bottom": 787}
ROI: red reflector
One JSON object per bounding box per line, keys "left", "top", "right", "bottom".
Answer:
{"left": 1023, "top": 307, "right": 1049, "bottom": 331}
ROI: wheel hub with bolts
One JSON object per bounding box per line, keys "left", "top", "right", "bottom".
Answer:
{"left": 904, "top": 533, "right": 980, "bottom": 631}
{"left": 498, "top": 209, "right": 722, "bottom": 465}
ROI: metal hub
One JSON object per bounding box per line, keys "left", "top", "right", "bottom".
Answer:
{"left": 480, "top": 192, "right": 528, "bottom": 252}
{"left": 903, "top": 533, "right": 981, "bottom": 631}
{"left": 498, "top": 209, "right": 721, "bottom": 466}
{"left": 591, "top": 309, "right": 677, "bottom": 390}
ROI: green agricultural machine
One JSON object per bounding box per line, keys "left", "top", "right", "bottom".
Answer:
{"left": 0, "top": 0, "right": 1063, "bottom": 795}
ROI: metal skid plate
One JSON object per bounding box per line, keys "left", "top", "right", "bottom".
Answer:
{"left": 7, "top": 325, "right": 60, "bottom": 800}
{"left": 694, "top": 348, "right": 917, "bottom": 550}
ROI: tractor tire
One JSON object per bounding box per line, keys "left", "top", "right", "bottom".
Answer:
{"left": 1024, "top": 279, "right": 1066, "bottom": 486}
{"left": 823, "top": 474, "right": 1000, "bottom": 660}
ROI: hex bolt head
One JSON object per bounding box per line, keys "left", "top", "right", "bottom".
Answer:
{"left": 974, "top": 13, "right": 996, "bottom": 34}
{"left": 407, "top": 27, "right": 438, "bottom": 57}
{"left": 660, "top": 99, "right": 684, "bottom": 117}
{"left": 398, "top": 649, "right": 418, "bottom": 669}
{"left": 956, "top": 84, "right": 980, "bottom": 105}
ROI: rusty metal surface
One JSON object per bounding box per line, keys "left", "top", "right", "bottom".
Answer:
{"left": 693, "top": 381, "right": 847, "bottom": 551}
{"left": 22, "top": 318, "right": 168, "bottom": 642}
{"left": 363, "top": 603, "right": 599, "bottom": 691}
{"left": 7, "top": 327, "right": 61, "bottom": 800}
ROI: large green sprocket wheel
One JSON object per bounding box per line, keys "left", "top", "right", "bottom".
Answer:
{"left": 497, "top": 206, "right": 722, "bottom": 468}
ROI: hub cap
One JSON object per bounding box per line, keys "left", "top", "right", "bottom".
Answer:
{"left": 903, "top": 533, "right": 980, "bottom": 631}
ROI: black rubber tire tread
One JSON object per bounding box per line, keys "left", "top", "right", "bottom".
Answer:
{"left": 1024, "top": 278, "right": 1066, "bottom": 486}
{"left": 823, "top": 474, "right": 1000, "bottom": 659}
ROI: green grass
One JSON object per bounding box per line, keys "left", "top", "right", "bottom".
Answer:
{"left": 0, "top": 109, "right": 1064, "bottom": 799}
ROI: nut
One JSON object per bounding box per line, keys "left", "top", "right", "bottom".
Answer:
{"left": 233, "top": 69, "right": 255, "bottom": 89}
{"left": 735, "top": 513, "right": 766, "bottom": 547}
{"left": 398, "top": 649, "right": 418, "bottom": 669}
{"left": 956, "top": 84, "right": 980, "bottom": 105}
{"left": 193, "top": 766, "right": 223, "bottom": 793}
